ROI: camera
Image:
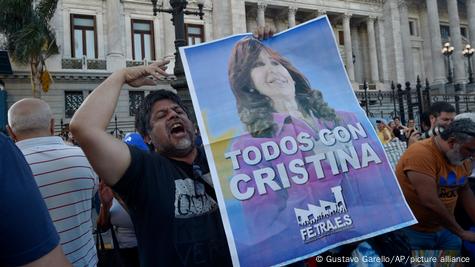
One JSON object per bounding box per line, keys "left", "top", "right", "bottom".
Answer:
{"left": 419, "top": 126, "right": 444, "bottom": 140}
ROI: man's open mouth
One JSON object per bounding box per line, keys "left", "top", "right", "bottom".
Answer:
{"left": 170, "top": 123, "right": 186, "bottom": 135}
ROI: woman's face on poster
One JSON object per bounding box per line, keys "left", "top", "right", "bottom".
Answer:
{"left": 250, "top": 50, "right": 296, "bottom": 100}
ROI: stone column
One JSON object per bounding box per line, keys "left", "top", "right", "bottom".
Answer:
{"left": 343, "top": 13, "right": 355, "bottom": 81}
{"left": 426, "top": 0, "right": 446, "bottom": 83}
{"left": 420, "top": 2, "right": 433, "bottom": 82}
{"left": 387, "top": 0, "right": 405, "bottom": 83}
{"left": 162, "top": 6, "right": 175, "bottom": 72}
{"left": 447, "top": 0, "right": 466, "bottom": 84}
{"left": 367, "top": 16, "right": 380, "bottom": 82}
{"left": 106, "top": 0, "right": 125, "bottom": 70}
{"left": 257, "top": 1, "right": 267, "bottom": 27}
{"left": 351, "top": 26, "right": 362, "bottom": 82}
{"left": 377, "top": 17, "right": 389, "bottom": 82}
{"left": 153, "top": 17, "right": 162, "bottom": 59}
{"left": 212, "top": 0, "right": 232, "bottom": 38}
{"left": 467, "top": 0, "right": 475, "bottom": 79}
{"left": 230, "top": 0, "right": 247, "bottom": 34}
{"left": 399, "top": 0, "right": 415, "bottom": 83}
{"left": 288, "top": 6, "right": 297, "bottom": 28}
{"left": 468, "top": 0, "right": 475, "bottom": 47}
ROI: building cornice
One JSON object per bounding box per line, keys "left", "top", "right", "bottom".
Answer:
{"left": 0, "top": 71, "right": 175, "bottom": 84}
{"left": 351, "top": 0, "right": 384, "bottom": 4}
{"left": 247, "top": 0, "right": 384, "bottom": 5}
{"left": 246, "top": 0, "right": 383, "bottom": 17}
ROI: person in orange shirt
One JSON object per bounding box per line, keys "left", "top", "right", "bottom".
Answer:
{"left": 396, "top": 118, "right": 475, "bottom": 251}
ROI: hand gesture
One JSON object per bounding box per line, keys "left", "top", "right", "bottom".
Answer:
{"left": 123, "top": 59, "right": 170, "bottom": 87}
{"left": 253, "top": 25, "right": 275, "bottom": 40}
{"left": 407, "top": 130, "right": 421, "bottom": 147}
{"left": 98, "top": 180, "right": 114, "bottom": 210}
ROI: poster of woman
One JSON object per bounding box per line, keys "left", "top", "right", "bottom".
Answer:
{"left": 180, "top": 16, "right": 416, "bottom": 267}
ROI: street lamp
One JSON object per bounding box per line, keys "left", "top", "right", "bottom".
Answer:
{"left": 463, "top": 44, "right": 475, "bottom": 84}
{"left": 442, "top": 42, "right": 454, "bottom": 83}
{"left": 150, "top": 0, "right": 205, "bottom": 118}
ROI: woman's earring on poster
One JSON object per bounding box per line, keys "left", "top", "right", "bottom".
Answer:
{"left": 249, "top": 88, "right": 255, "bottom": 93}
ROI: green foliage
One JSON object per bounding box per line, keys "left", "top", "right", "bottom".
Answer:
{"left": 0, "top": 0, "right": 33, "bottom": 34}
{"left": 36, "top": 0, "right": 59, "bottom": 22}
{"left": 0, "top": 0, "right": 59, "bottom": 64}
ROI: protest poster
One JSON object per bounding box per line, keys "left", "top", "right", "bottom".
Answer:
{"left": 180, "top": 16, "right": 417, "bottom": 266}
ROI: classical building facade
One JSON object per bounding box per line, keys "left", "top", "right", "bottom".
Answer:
{"left": 1, "top": 0, "right": 474, "bottom": 133}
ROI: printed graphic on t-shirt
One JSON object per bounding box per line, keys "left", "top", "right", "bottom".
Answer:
{"left": 174, "top": 178, "right": 217, "bottom": 218}
{"left": 439, "top": 171, "right": 467, "bottom": 186}
{"left": 438, "top": 171, "right": 467, "bottom": 199}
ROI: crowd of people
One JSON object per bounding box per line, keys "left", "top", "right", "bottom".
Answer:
{"left": 375, "top": 101, "right": 456, "bottom": 146}
{"left": 369, "top": 101, "right": 475, "bottom": 261}
{"left": 2, "top": 26, "right": 475, "bottom": 267}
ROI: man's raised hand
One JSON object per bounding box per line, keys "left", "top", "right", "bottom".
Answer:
{"left": 253, "top": 25, "right": 275, "bottom": 40}
{"left": 123, "top": 59, "right": 171, "bottom": 87}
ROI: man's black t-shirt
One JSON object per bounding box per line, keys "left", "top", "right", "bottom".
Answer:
{"left": 113, "top": 145, "right": 232, "bottom": 267}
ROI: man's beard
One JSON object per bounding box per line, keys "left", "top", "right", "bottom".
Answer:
{"left": 446, "top": 145, "right": 465, "bottom": 165}
{"left": 156, "top": 131, "right": 195, "bottom": 158}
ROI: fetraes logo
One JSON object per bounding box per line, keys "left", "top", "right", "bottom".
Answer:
{"left": 294, "top": 186, "right": 353, "bottom": 243}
